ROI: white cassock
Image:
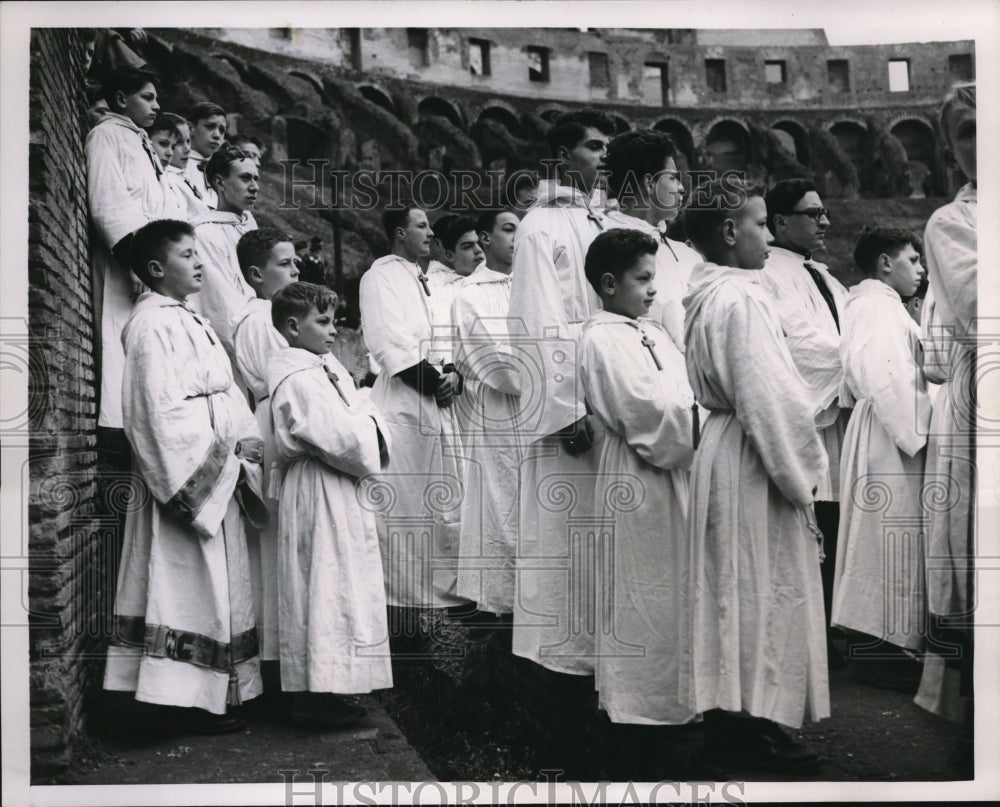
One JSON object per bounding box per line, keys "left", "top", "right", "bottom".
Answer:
{"left": 915, "top": 182, "right": 977, "bottom": 722}
{"left": 760, "top": 246, "right": 849, "bottom": 502}
{"left": 451, "top": 265, "right": 522, "bottom": 614}
{"left": 580, "top": 311, "right": 696, "bottom": 725}
{"left": 163, "top": 165, "right": 210, "bottom": 222}
{"left": 85, "top": 112, "right": 166, "bottom": 429}
{"left": 681, "top": 263, "right": 829, "bottom": 729}
{"left": 269, "top": 347, "right": 393, "bottom": 693}
{"left": 507, "top": 180, "right": 607, "bottom": 675}
{"left": 359, "top": 254, "right": 467, "bottom": 608}
{"left": 104, "top": 292, "right": 263, "bottom": 713}
{"left": 832, "top": 279, "right": 931, "bottom": 651}
{"left": 184, "top": 149, "right": 218, "bottom": 208}
{"left": 189, "top": 210, "right": 258, "bottom": 356}
{"left": 232, "top": 297, "right": 288, "bottom": 660}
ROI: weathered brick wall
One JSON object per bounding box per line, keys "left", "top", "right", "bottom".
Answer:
{"left": 27, "top": 28, "right": 105, "bottom": 782}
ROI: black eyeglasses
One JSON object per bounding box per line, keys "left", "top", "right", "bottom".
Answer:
{"left": 788, "top": 207, "right": 831, "bottom": 222}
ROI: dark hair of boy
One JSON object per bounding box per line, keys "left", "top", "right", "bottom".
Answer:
{"left": 476, "top": 209, "right": 513, "bottom": 234}
{"left": 205, "top": 145, "right": 254, "bottom": 187}
{"left": 271, "top": 282, "right": 339, "bottom": 331}
{"left": 605, "top": 129, "right": 677, "bottom": 200}
{"left": 763, "top": 178, "right": 818, "bottom": 235}
{"left": 188, "top": 101, "right": 226, "bottom": 124}
{"left": 228, "top": 134, "right": 259, "bottom": 148}
{"left": 684, "top": 179, "right": 765, "bottom": 256}
{"left": 309, "top": 236, "right": 323, "bottom": 249}
{"left": 382, "top": 204, "right": 422, "bottom": 243}
{"left": 546, "top": 109, "right": 617, "bottom": 157}
{"left": 101, "top": 65, "right": 159, "bottom": 109}
{"left": 128, "top": 219, "right": 194, "bottom": 287}
{"left": 584, "top": 228, "right": 659, "bottom": 296}
{"left": 437, "top": 215, "right": 478, "bottom": 253}
{"left": 237, "top": 227, "right": 293, "bottom": 280}
{"left": 851, "top": 225, "right": 923, "bottom": 278}
{"left": 147, "top": 113, "right": 181, "bottom": 139}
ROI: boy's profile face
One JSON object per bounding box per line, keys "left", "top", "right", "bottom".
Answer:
{"left": 190, "top": 114, "right": 227, "bottom": 156}
{"left": 482, "top": 212, "right": 519, "bottom": 266}
{"left": 882, "top": 243, "right": 925, "bottom": 298}
{"left": 154, "top": 235, "right": 202, "bottom": 301}
{"left": 257, "top": 242, "right": 300, "bottom": 299}
{"left": 170, "top": 122, "right": 192, "bottom": 169}
{"left": 944, "top": 104, "right": 976, "bottom": 183}
{"left": 733, "top": 195, "right": 773, "bottom": 270}
{"left": 149, "top": 129, "right": 177, "bottom": 167}
{"left": 648, "top": 157, "right": 685, "bottom": 221}
{"left": 561, "top": 126, "right": 610, "bottom": 193}
{"left": 289, "top": 305, "right": 336, "bottom": 355}
{"left": 399, "top": 209, "right": 433, "bottom": 260}
{"left": 447, "top": 230, "right": 485, "bottom": 277}
{"left": 119, "top": 82, "right": 159, "bottom": 128}
{"left": 214, "top": 157, "right": 259, "bottom": 213}
{"left": 602, "top": 253, "right": 656, "bottom": 320}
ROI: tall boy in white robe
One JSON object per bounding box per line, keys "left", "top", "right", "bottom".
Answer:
{"left": 578, "top": 228, "right": 696, "bottom": 727}
{"left": 507, "top": 109, "right": 617, "bottom": 675}
{"left": 270, "top": 282, "right": 393, "bottom": 727}
{"left": 832, "top": 226, "right": 930, "bottom": 691}
{"left": 184, "top": 101, "right": 227, "bottom": 208}
{"left": 232, "top": 228, "right": 300, "bottom": 663}
{"left": 104, "top": 219, "right": 264, "bottom": 734}
{"left": 681, "top": 181, "right": 829, "bottom": 773}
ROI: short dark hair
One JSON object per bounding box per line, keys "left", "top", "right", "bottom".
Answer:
{"left": 271, "top": 282, "right": 339, "bottom": 331}
{"left": 229, "top": 133, "right": 262, "bottom": 150}
{"left": 147, "top": 113, "right": 181, "bottom": 140}
{"left": 294, "top": 239, "right": 308, "bottom": 251}
{"left": 188, "top": 101, "right": 226, "bottom": 124}
{"left": 764, "top": 178, "right": 818, "bottom": 235}
{"left": 102, "top": 66, "right": 159, "bottom": 110}
{"left": 382, "top": 204, "right": 423, "bottom": 243}
{"left": 584, "top": 228, "right": 658, "bottom": 296}
{"left": 309, "top": 236, "right": 323, "bottom": 248}
{"left": 160, "top": 112, "right": 188, "bottom": 131}
{"left": 205, "top": 145, "right": 255, "bottom": 188}
{"left": 851, "top": 225, "right": 923, "bottom": 278}
{"left": 438, "top": 215, "right": 478, "bottom": 252}
{"left": 605, "top": 129, "right": 677, "bottom": 200}
{"left": 128, "top": 219, "right": 194, "bottom": 287}
{"left": 476, "top": 209, "right": 514, "bottom": 235}
{"left": 237, "top": 227, "right": 293, "bottom": 281}
{"left": 546, "top": 109, "right": 616, "bottom": 157}
{"left": 685, "top": 179, "right": 764, "bottom": 255}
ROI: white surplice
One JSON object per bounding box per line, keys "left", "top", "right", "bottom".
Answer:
{"left": 507, "top": 181, "right": 607, "bottom": 674}
{"left": 85, "top": 112, "right": 166, "bottom": 428}
{"left": 760, "top": 246, "right": 849, "bottom": 501}
{"left": 681, "top": 263, "right": 830, "bottom": 729}
{"left": 450, "top": 265, "right": 522, "bottom": 614}
{"left": 163, "top": 165, "right": 210, "bottom": 222}
{"left": 103, "top": 292, "right": 263, "bottom": 713}
{"left": 832, "top": 279, "right": 931, "bottom": 651}
{"left": 269, "top": 347, "right": 393, "bottom": 693}
{"left": 232, "top": 297, "right": 288, "bottom": 660}
{"left": 359, "top": 254, "right": 467, "bottom": 608}
{"left": 580, "top": 311, "right": 696, "bottom": 725}
{"left": 184, "top": 149, "right": 218, "bottom": 208}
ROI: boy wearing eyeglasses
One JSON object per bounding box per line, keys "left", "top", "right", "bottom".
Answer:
{"left": 760, "top": 179, "right": 849, "bottom": 669}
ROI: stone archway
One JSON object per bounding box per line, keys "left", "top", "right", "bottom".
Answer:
{"left": 653, "top": 118, "right": 695, "bottom": 171}
{"left": 829, "top": 121, "right": 872, "bottom": 193}
{"left": 358, "top": 84, "right": 397, "bottom": 117}
{"left": 418, "top": 96, "right": 465, "bottom": 131}
{"left": 706, "top": 119, "right": 750, "bottom": 174}
{"left": 890, "top": 118, "right": 938, "bottom": 196}
{"left": 772, "top": 119, "right": 811, "bottom": 166}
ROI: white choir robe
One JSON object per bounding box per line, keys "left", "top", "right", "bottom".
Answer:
{"left": 232, "top": 297, "right": 288, "bottom": 660}
{"left": 451, "top": 265, "right": 522, "bottom": 614}
{"left": 681, "top": 263, "right": 830, "bottom": 729}
{"left": 269, "top": 347, "right": 393, "bottom": 693}
{"left": 760, "top": 246, "right": 849, "bottom": 501}
{"left": 104, "top": 292, "right": 263, "bottom": 713}
{"left": 359, "top": 254, "right": 468, "bottom": 609}
{"left": 85, "top": 112, "right": 166, "bottom": 428}
{"left": 580, "top": 311, "right": 697, "bottom": 725}
{"left": 507, "top": 181, "right": 608, "bottom": 675}
{"left": 189, "top": 210, "right": 258, "bottom": 357}
{"left": 915, "top": 183, "right": 977, "bottom": 722}
{"left": 184, "top": 149, "right": 218, "bottom": 208}
{"left": 163, "top": 165, "right": 210, "bottom": 222}
{"left": 832, "top": 280, "right": 931, "bottom": 651}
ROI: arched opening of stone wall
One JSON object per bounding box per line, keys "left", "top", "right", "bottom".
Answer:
{"left": 538, "top": 107, "right": 566, "bottom": 124}
{"left": 772, "top": 120, "right": 811, "bottom": 165}
{"left": 358, "top": 85, "right": 397, "bottom": 117}
{"left": 285, "top": 116, "right": 327, "bottom": 162}
{"left": 288, "top": 70, "right": 326, "bottom": 99}
{"left": 653, "top": 118, "right": 695, "bottom": 168}
{"left": 418, "top": 97, "right": 465, "bottom": 131}
{"left": 478, "top": 106, "right": 524, "bottom": 138}
{"left": 830, "top": 121, "right": 872, "bottom": 192}
{"left": 706, "top": 120, "right": 750, "bottom": 174}
{"left": 890, "top": 119, "right": 938, "bottom": 197}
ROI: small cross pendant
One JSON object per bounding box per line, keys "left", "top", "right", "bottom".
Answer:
{"left": 417, "top": 272, "right": 431, "bottom": 296}
{"left": 640, "top": 332, "right": 662, "bottom": 371}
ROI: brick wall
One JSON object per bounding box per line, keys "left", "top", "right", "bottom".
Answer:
{"left": 27, "top": 28, "right": 106, "bottom": 782}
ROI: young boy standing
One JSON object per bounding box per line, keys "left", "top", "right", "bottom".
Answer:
{"left": 681, "top": 181, "right": 828, "bottom": 772}
{"left": 832, "top": 226, "right": 931, "bottom": 689}
{"left": 185, "top": 101, "right": 227, "bottom": 207}
{"left": 269, "top": 282, "right": 393, "bottom": 726}
{"left": 103, "top": 219, "right": 264, "bottom": 733}
{"left": 578, "top": 228, "right": 696, "bottom": 727}
{"left": 157, "top": 111, "right": 209, "bottom": 221}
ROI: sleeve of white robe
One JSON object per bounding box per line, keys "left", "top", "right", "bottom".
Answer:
{"left": 85, "top": 125, "right": 154, "bottom": 249}
{"left": 581, "top": 327, "right": 694, "bottom": 471}
{"left": 920, "top": 289, "right": 950, "bottom": 385}
{"left": 451, "top": 289, "right": 521, "bottom": 397}
{"left": 712, "top": 286, "right": 828, "bottom": 508}
{"left": 925, "top": 204, "right": 977, "bottom": 334}
{"left": 274, "top": 369, "right": 387, "bottom": 478}
{"left": 234, "top": 311, "right": 286, "bottom": 402}
{"left": 360, "top": 264, "right": 424, "bottom": 377}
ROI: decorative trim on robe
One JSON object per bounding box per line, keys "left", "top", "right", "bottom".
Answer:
{"left": 112, "top": 615, "right": 260, "bottom": 672}
{"left": 165, "top": 434, "right": 231, "bottom": 526}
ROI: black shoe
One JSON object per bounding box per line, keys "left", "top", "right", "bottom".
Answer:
{"left": 176, "top": 707, "right": 247, "bottom": 735}
{"left": 706, "top": 718, "right": 820, "bottom": 774}
{"left": 289, "top": 693, "right": 367, "bottom": 728}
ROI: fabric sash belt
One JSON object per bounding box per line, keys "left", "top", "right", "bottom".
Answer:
{"left": 113, "top": 615, "right": 259, "bottom": 672}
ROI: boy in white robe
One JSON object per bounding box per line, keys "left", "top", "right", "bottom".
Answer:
{"left": 359, "top": 206, "right": 469, "bottom": 623}
{"left": 189, "top": 145, "right": 259, "bottom": 358}
{"left": 184, "top": 101, "right": 227, "bottom": 208}
{"left": 579, "top": 228, "right": 696, "bottom": 727}
{"left": 270, "top": 282, "right": 393, "bottom": 726}
{"left": 159, "top": 112, "right": 210, "bottom": 222}
{"left": 232, "top": 229, "right": 300, "bottom": 664}
{"left": 104, "top": 219, "right": 264, "bottom": 734}
{"left": 832, "top": 227, "right": 931, "bottom": 691}
{"left": 451, "top": 211, "right": 521, "bottom": 615}
{"left": 507, "top": 109, "right": 616, "bottom": 675}
{"left": 681, "top": 180, "right": 829, "bottom": 772}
